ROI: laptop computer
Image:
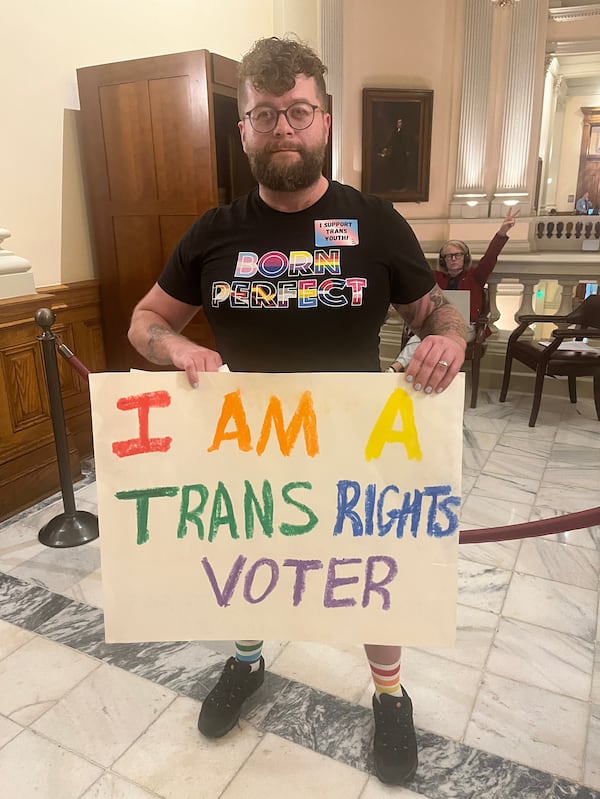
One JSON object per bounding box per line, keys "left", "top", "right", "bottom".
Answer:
{"left": 442, "top": 290, "right": 471, "bottom": 323}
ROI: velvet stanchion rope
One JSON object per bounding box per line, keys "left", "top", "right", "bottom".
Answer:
{"left": 57, "top": 343, "right": 91, "bottom": 382}
{"left": 459, "top": 506, "right": 600, "bottom": 544}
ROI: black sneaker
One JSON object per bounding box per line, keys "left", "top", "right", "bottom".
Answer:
{"left": 372, "top": 689, "right": 418, "bottom": 785}
{"left": 198, "top": 656, "right": 265, "bottom": 738}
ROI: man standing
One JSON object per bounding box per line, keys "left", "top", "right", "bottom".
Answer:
{"left": 128, "top": 36, "right": 466, "bottom": 786}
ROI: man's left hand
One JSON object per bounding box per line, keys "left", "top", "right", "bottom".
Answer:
{"left": 403, "top": 335, "right": 466, "bottom": 395}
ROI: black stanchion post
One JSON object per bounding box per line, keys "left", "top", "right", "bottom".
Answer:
{"left": 35, "top": 307, "right": 99, "bottom": 547}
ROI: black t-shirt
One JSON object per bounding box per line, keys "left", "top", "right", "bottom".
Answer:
{"left": 158, "top": 181, "right": 434, "bottom": 372}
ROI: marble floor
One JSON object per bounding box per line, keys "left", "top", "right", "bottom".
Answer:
{"left": 0, "top": 390, "right": 599, "bottom": 799}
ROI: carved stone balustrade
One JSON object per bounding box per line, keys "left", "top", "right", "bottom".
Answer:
{"left": 532, "top": 215, "right": 600, "bottom": 251}
{"left": 379, "top": 250, "right": 599, "bottom": 369}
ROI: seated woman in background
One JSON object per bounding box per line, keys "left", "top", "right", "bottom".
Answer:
{"left": 388, "top": 207, "right": 520, "bottom": 372}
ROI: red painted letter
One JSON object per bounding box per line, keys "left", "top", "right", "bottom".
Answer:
{"left": 112, "top": 391, "right": 172, "bottom": 457}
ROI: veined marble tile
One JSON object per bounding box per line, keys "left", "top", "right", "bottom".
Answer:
{"left": 0, "top": 619, "right": 33, "bottom": 659}
{"left": 32, "top": 662, "right": 176, "bottom": 766}
{"left": 496, "top": 432, "right": 555, "bottom": 459}
{"left": 81, "top": 773, "right": 161, "bottom": 798}
{"left": 462, "top": 446, "right": 490, "bottom": 472}
{"left": 500, "top": 409, "right": 561, "bottom": 432}
{"left": 471, "top": 472, "right": 539, "bottom": 506}
{"left": 462, "top": 429, "right": 500, "bottom": 451}
{"left": 0, "top": 714, "right": 21, "bottom": 748}
{"left": 549, "top": 443, "right": 600, "bottom": 466}
{"left": 462, "top": 414, "right": 508, "bottom": 434}
{"left": 487, "top": 618, "right": 594, "bottom": 700}
{"left": 9, "top": 498, "right": 70, "bottom": 536}
{"left": 221, "top": 731, "right": 367, "bottom": 799}
{"left": 467, "top": 394, "right": 519, "bottom": 418}
{"left": 585, "top": 705, "right": 600, "bottom": 791}
{"left": 74, "top": 482, "right": 98, "bottom": 505}
{"left": 534, "top": 484, "right": 600, "bottom": 515}
{"left": 462, "top": 468, "right": 479, "bottom": 496}
{"left": 459, "top": 539, "right": 522, "bottom": 571}
{"left": 479, "top": 445, "right": 548, "bottom": 481}
{"left": 64, "top": 568, "right": 104, "bottom": 608}
{"left": 0, "top": 636, "right": 100, "bottom": 725}
{"left": 0, "top": 572, "right": 73, "bottom": 630}
{"left": 457, "top": 560, "right": 512, "bottom": 614}
{"left": 503, "top": 572, "right": 597, "bottom": 641}
{"left": 460, "top": 494, "right": 532, "bottom": 531}
{"left": 415, "top": 735, "right": 560, "bottom": 799}
{"left": 542, "top": 466, "right": 600, "bottom": 493}
{"left": 362, "top": 649, "right": 481, "bottom": 741}
{"left": 9, "top": 541, "right": 100, "bottom": 593}
{"left": 361, "top": 779, "right": 433, "bottom": 798}
{"left": 262, "top": 681, "right": 373, "bottom": 772}
{"left": 0, "top": 523, "right": 46, "bottom": 571}
{"left": 516, "top": 538, "right": 599, "bottom": 590}
{"left": 556, "top": 425, "right": 600, "bottom": 451}
{"left": 528, "top": 507, "right": 600, "bottom": 550}
{"left": 34, "top": 602, "right": 254, "bottom": 704}
{"left": 268, "top": 641, "right": 371, "bottom": 703}
{"left": 0, "top": 729, "right": 102, "bottom": 798}
{"left": 594, "top": 644, "right": 600, "bottom": 705}
{"left": 466, "top": 673, "right": 588, "bottom": 782}
{"left": 422, "top": 603, "right": 498, "bottom": 670}
{"left": 113, "top": 696, "right": 262, "bottom": 799}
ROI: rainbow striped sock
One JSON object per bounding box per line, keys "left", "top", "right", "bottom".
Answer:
{"left": 235, "top": 640, "right": 263, "bottom": 672}
{"left": 367, "top": 656, "right": 402, "bottom": 698}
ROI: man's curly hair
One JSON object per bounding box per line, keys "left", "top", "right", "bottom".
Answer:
{"left": 238, "top": 36, "right": 328, "bottom": 115}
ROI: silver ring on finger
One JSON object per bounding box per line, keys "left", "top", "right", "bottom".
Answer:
{"left": 437, "top": 359, "right": 450, "bottom": 369}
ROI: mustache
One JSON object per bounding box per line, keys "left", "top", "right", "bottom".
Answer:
{"left": 267, "top": 144, "right": 303, "bottom": 153}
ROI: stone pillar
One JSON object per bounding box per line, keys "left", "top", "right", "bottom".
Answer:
{"left": 0, "top": 228, "right": 36, "bottom": 299}
{"left": 491, "top": 0, "right": 542, "bottom": 217}
{"left": 450, "top": 0, "right": 494, "bottom": 219}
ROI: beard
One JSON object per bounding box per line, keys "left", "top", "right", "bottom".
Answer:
{"left": 246, "top": 141, "right": 327, "bottom": 192}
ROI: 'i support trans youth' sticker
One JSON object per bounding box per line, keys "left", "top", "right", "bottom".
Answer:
{"left": 314, "top": 219, "right": 359, "bottom": 247}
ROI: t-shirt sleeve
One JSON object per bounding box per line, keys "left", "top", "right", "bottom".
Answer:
{"left": 382, "top": 204, "right": 435, "bottom": 304}
{"left": 157, "top": 215, "right": 211, "bottom": 307}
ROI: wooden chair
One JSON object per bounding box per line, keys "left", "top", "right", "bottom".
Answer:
{"left": 499, "top": 294, "right": 600, "bottom": 427}
{"left": 399, "top": 287, "right": 490, "bottom": 408}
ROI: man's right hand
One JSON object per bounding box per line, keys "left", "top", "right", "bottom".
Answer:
{"left": 168, "top": 339, "right": 223, "bottom": 388}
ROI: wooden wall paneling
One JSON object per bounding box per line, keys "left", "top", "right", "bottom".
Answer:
{"left": 0, "top": 282, "right": 105, "bottom": 521}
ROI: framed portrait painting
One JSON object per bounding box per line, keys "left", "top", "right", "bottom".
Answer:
{"left": 362, "top": 88, "right": 433, "bottom": 203}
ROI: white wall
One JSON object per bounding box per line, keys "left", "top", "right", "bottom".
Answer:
{"left": 1, "top": 0, "right": 273, "bottom": 288}
{"left": 341, "top": 0, "right": 464, "bottom": 246}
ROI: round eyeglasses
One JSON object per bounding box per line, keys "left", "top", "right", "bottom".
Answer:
{"left": 243, "top": 102, "right": 323, "bottom": 133}
{"left": 443, "top": 252, "right": 465, "bottom": 261}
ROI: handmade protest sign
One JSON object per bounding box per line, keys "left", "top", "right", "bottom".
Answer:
{"left": 89, "top": 371, "right": 464, "bottom": 646}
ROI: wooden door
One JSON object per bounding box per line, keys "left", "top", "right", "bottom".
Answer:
{"left": 576, "top": 107, "right": 600, "bottom": 210}
{"left": 77, "top": 50, "right": 222, "bottom": 371}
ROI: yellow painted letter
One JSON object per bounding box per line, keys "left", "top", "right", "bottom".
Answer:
{"left": 364, "top": 388, "right": 422, "bottom": 461}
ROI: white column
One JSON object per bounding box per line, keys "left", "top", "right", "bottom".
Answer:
{"left": 544, "top": 75, "right": 567, "bottom": 211}
{"left": 0, "top": 228, "right": 36, "bottom": 299}
{"left": 492, "top": 0, "right": 541, "bottom": 215}
{"left": 451, "top": 0, "right": 494, "bottom": 218}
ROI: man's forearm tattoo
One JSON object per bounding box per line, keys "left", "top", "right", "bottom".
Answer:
{"left": 146, "top": 324, "right": 177, "bottom": 364}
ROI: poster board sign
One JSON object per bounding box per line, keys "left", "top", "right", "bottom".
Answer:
{"left": 89, "top": 371, "right": 464, "bottom": 646}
